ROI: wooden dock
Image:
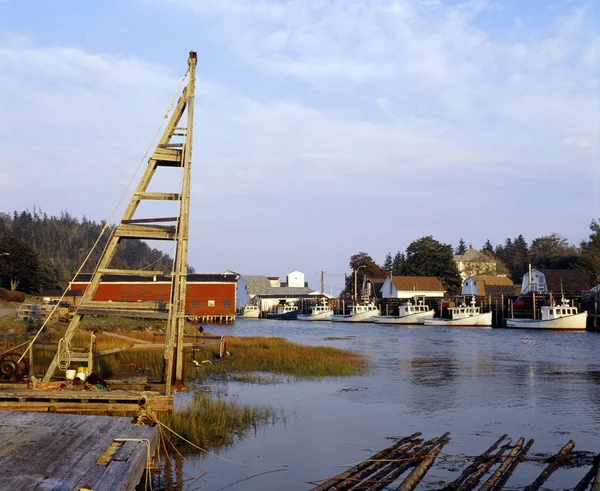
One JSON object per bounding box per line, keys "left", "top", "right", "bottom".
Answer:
{"left": 0, "top": 388, "right": 172, "bottom": 414}
{"left": 0, "top": 411, "right": 158, "bottom": 490}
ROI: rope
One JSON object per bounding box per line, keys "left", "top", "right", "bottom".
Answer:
{"left": 56, "top": 337, "right": 72, "bottom": 371}
{"left": 114, "top": 438, "right": 153, "bottom": 491}
{"left": 18, "top": 68, "right": 190, "bottom": 365}
{"left": 152, "top": 418, "right": 286, "bottom": 472}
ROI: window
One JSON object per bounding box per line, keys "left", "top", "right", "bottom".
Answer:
{"left": 208, "top": 300, "right": 215, "bottom": 307}
{"left": 192, "top": 300, "right": 199, "bottom": 308}
{"left": 224, "top": 299, "right": 231, "bottom": 307}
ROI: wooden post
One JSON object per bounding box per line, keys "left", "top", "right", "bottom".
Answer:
{"left": 533, "top": 293, "right": 536, "bottom": 320}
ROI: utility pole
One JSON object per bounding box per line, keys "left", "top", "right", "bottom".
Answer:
{"left": 320, "top": 270, "right": 325, "bottom": 293}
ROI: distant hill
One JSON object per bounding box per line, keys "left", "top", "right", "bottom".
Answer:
{"left": 0, "top": 209, "right": 189, "bottom": 290}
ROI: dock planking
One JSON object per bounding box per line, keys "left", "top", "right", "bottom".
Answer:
{"left": 0, "top": 411, "right": 158, "bottom": 490}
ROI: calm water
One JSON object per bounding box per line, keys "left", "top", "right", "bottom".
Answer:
{"left": 168, "top": 320, "right": 600, "bottom": 490}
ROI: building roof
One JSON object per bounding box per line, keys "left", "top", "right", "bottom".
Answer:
{"left": 467, "top": 275, "right": 514, "bottom": 296}
{"left": 257, "top": 287, "right": 313, "bottom": 297}
{"left": 391, "top": 276, "right": 445, "bottom": 292}
{"left": 537, "top": 269, "right": 590, "bottom": 293}
{"left": 267, "top": 276, "right": 279, "bottom": 280}
{"left": 73, "top": 273, "right": 238, "bottom": 283}
{"left": 454, "top": 248, "right": 493, "bottom": 263}
{"left": 241, "top": 275, "right": 273, "bottom": 295}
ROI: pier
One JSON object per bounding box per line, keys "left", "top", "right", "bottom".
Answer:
{"left": 0, "top": 411, "right": 158, "bottom": 490}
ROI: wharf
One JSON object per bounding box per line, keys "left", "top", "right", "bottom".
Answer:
{"left": 0, "top": 387, "right": 172, "bottom": 414}
{"left": 0, "top": 411, "right": 158, "bottom": 490}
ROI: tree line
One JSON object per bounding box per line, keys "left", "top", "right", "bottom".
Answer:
{"left": 344, "top": 218, "right": 600, "bottom": 298}
{"left": 0, "top": 209, "right": 187, "bottom": 293}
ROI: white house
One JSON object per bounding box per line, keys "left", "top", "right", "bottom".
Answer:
{"left": 462, "top": 275, "right": 514, "bottom": 297}
{"left": 519, "top": 268, "right": 589, "bottom": 295}
{"left": 380, "top": 276, "right": 445, "bottom": 299}
{"left": 454, "top": 246, "right": 497, "bottom": 281}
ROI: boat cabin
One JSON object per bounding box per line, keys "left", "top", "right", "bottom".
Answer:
{"left": 350, "top": 303, "right": 378, "bottom": 315}
{"left": 275, "top": 304, "right": 298, "bottom": 315}
{"left": 399, "top": 301, "right": 430, "bottom": 317}
{"left": 448, "top": 298, "right": 481, "bottom": 319}
{"left": 540, "top": 300, "right": 579, "bottom": 320}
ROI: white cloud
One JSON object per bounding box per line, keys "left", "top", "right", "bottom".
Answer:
{"left": 561, "top": 137, "right": 592, "bottom": 149}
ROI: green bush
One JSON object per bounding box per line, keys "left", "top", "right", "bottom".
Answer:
{"left": 0, "top": 288, "right": 25, "bottom": 302}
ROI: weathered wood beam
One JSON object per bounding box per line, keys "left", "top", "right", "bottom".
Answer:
{"left": 76, "top": 309, "right": 169, "bottom": 320}
{"left": 97, "top": 268, "right": 165, "bottom": 277}
{"left": 79, "top": 301, "right": 167, "bottom": 311}
{"left": 524, "top": 440, "right": 575, "bottom": 491}
{"left": 114, "top": 223, "right": 176, "bottom": 240}
{"left": 133, "top": 192, "right": 181, "bottom": 201}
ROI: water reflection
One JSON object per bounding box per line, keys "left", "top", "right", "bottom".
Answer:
{"left": 157, "top": 321, "right": 600, "bottom": 490}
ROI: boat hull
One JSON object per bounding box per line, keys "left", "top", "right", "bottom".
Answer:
{"left": 297, "top": 311, "right": 333, "bottom": 321}
{"left": 424, "top": 312, "right": 492, "bottom": 327}
{"left": 266, "top": 311, "right": 298, "bottom": 320}
{"left": 505, "top": 312, "right": 587, "bottom": 330}
{"left": 331, "top": 311, "right": 380, "bottom": 323}
{"left": 237, "top": 310, "right": 260, "bottom": 319}
{"left": 374, "top": 311, "right": 435, "bottom": 325}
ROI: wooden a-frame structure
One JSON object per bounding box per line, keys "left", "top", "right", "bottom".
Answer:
{"left": 42, "top": 52, "right": 197, "bottom": 396}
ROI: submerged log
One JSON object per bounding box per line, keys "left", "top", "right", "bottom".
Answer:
{"left": 592, "top": 455, "right": 600, "bottom": 491}
{"left": 360, "top": 433, "right": 451, "bottom": 491}
{"left": 460, "top": 443, "right": 512, "bottom": 491}
{"left": 479, "top": 437, "right": 524, "bottom": 491}
{"left": 440, "top": 434, "right": 508, "bottom": 491}
{"left": 574, "top": 454, "right": 600, "bottom": 491}
{"left": 312, "top": 432, "right": 421, "bottom": 491}
{"left": 524, "top": 440, "right": 576, "bottom": 491}
{"left": 492, "top": 439, "right": 534, "bottom": 491}
{"left": 396, "top": 443, "right": 447, "bottom": 491}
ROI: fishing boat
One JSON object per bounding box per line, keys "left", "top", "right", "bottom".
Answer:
{"left": 237, "top": 305, "right": 260, "bottom": 319}
{"left": 266, "top": 303, "right": 299, "bottom": 320}
{"left": 506, "top": 298, "right": 587, "bottom": 330}
{"left": 424, "top": 297, "right": 492, "bottom": 327}
{"left": 374, "top": 300, "right": 435, "bottom": 325}
{"left": 331, "top": 302, "right": 380, "bottom": 323}
{"left": 297, "top": 300, "right": 334, "bottom": 321}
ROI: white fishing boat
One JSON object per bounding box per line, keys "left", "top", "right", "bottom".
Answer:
{"left": 424, "top": 297, "right": 492, "bottom": 327}
{"left": 374, "top": 300, "right": 435, "bottom": 325}
{"left": 506, "top": 298, "right": 587, "bottom": 331}
{"left": 237, "top": 305, "right": 260, "bottom": 319}
{"left": 297, "top": 300, "right": 334, "bottom": 321}
{"left": 331, "top": 302, "right": 380, "bottom": 323}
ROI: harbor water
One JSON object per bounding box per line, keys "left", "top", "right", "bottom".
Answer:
{"left": 172, "top": 320, "right": 600, "bottom": 490}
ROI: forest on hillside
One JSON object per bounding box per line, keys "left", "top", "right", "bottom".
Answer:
{"left": 0, "top": 209, "right": 184, "bottom": 292}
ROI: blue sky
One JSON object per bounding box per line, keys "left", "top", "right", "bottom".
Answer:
{"left": 0, "top": 0, "right": 597, "bottom": 293}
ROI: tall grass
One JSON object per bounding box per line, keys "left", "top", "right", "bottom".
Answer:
{"left": 160, "top": 388, "right": 283, "bottom": 452}
{"left": 26, "top": 328, "right": 367, "bottom": 380}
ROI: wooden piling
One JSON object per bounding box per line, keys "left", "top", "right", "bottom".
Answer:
{"left": 492, "top": 439, "right": 534, "bottom": 491}
{"left": 480, "top": 437, "right": 524, "bottom": 491}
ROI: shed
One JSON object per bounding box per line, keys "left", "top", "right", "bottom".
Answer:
{"left": 380, "top": 276, "right": 446, "bottom": 299}
{"left": 462, "top": 275, "right": 515, "bottom": 297}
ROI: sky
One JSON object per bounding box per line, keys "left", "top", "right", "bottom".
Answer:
{"left": 0, "top": 0, "right": 598, "bottom": 294}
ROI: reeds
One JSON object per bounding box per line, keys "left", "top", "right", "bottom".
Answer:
{"left": 28, "top": 329, "right": 367, "bottom": 380}
{"left": 159, "top": 388, "right": 284, "bottom": 452}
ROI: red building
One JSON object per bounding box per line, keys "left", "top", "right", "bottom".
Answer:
{"left": 71, "top": 273, "right": 237, "bottom": 321}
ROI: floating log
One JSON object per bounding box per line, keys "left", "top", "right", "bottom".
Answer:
{"left": 440, "top": 434, "right": 508, "bottom": 491}
{"left": 460, "top": 442, "right": 513, "bottom": 491}
{"left": 524, "top": 440, "right": 576, "bottom": 491}
{"left": 360, "top": 433, "right": 451, "bottom": 491}
{"left": 574, "top": 454, "right": 600, "bottom": 491}
{"left": 396, "top": 443, "right": 447, "bottom": 491}
{"left": 312, "top": 432, "right": 422, "bottom": 491}
{"left": 480, "top": 437, "right": 524, "bottom": 491}
{"left": 492, "top": 439, "right": 534, "bottom": 491}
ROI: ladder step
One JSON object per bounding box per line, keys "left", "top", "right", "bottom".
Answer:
{"left": 134, "top": 192, "right": 181, "bottom": 201}
{"left": 80, "top": 301, "right": 169, "bottom": 311}
{"left": 97, "top": 269, "right": 165, "bottom": 277}
{"left": 157, "top": 143, "right": 183, "bottom": 149}
{"left": 77, "top": 308, "right": 169, "bottom": 320}
{"left": 121, "top": 217, "right": 178, "bottom": 224}
{"left": 114, "top": 223, "right": 176, "bottom": 240}
{"left": 151, "top": 147, "right": 182, "bottom": 166}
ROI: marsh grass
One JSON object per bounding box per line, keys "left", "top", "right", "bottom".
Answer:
{"left": 160, "top": 388, "right": 284, "bottom": 452}
{"left": 25, "top": 328, "right": 367, "bottom": 380}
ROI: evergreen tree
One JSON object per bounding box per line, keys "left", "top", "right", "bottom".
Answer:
{"left": 455, "top": 238, "right": 467, "bottom": 255}
{"left": 383, "top": 252, "right": 393, "bottom": 272}
{"left": 579, "top": 218, "right": 600, "bottom": 287}
{"left": 481, "top": 239, "right": 494, "bottom": 254}
{"left": 392, "top": 251, "right": 405, "bottom": 275}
